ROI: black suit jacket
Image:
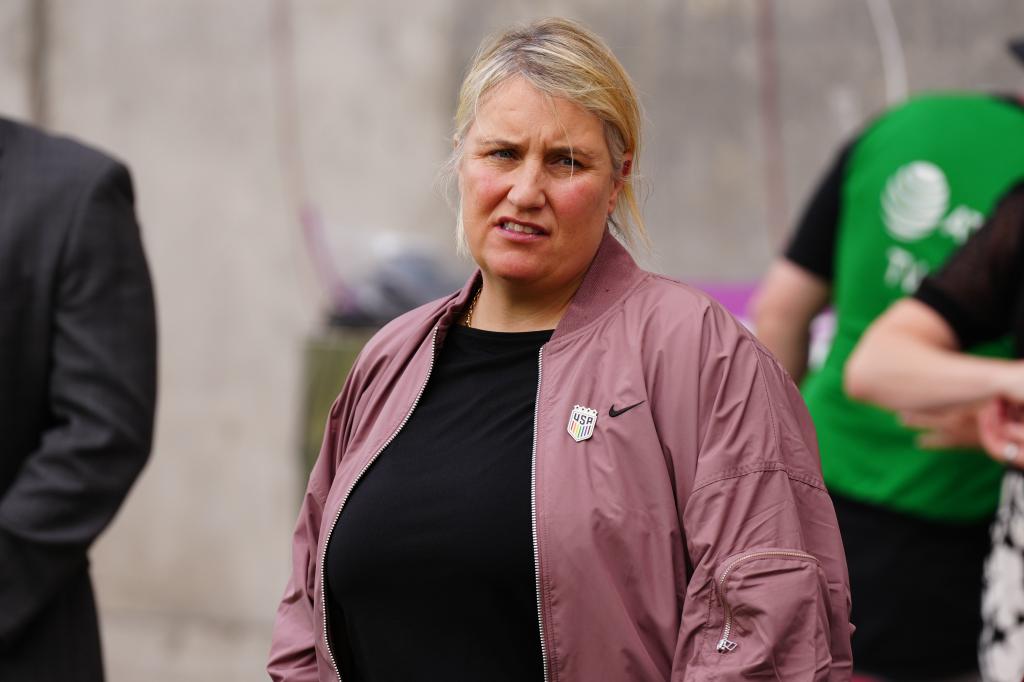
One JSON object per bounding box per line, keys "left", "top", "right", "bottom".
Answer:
{"left": 0, "top": 118, "right": 156, "bottom": 681}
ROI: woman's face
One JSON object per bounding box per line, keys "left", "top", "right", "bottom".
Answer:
{"left": 458, "top": 76, "right": 628, "bottom": 295}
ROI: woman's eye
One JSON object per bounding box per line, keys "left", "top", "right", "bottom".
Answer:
{"left": 490, "top": 149, "right": 516, "bottom": 160}
{"left": 556, "top": 156, "right": 582, "bottom": 169}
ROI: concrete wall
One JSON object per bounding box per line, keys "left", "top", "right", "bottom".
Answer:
{"left": 0, "top": 0, "right": 31, "bottom": 120}
{"left": 1, "top": 2, "right": 1021, "bottom": 679}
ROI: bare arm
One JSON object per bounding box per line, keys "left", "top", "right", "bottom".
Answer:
{"left": 845, "top": 298, "right": 1024, "bottom": 411}
{"left": 750, "top": 259, "right": 830, "bottom": 383}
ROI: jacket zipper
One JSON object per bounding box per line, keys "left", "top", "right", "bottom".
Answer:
{"left": 320, "top": 325, "right": 439, "bottom": 682}
{"left": 715, "top": 549, "right": 818, "bottom": 653}
{"left": 532, "top": 347, "right": 551, "bottom": 682}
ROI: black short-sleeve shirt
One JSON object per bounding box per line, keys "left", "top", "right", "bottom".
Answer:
{"left": 914, "top": 182, "right": 1024, "bottom": 357}
{"left": 783, "top": 142, "right": 853, "bottom": 281}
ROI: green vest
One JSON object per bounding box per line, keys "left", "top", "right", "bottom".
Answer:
{"left": 803, "top": 93, "right": 1024, "bottom": 522}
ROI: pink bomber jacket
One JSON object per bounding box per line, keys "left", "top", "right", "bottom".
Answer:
{"left": 269, "top": 232, "right": 854, "bottom": 681}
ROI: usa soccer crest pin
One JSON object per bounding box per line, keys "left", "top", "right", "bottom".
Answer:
{"left": 567, "top": 405, "right": 598, "bottom": 442}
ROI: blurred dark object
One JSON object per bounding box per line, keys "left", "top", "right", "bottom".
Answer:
{"left": 328, "top": 250, "right": 463, "bottom": 327}
{"left": 296, "top": 203, "right": 464, "bottom": 328}
{"left": 1010, "top": 37, "right": 1024, "bottom": 66}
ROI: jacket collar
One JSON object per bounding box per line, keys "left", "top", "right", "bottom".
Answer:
{"left": 555, "top": 230, "right": 645, "bottom": 340}
{"left": 445, "top": 230, "right": 645, "bottom": 342}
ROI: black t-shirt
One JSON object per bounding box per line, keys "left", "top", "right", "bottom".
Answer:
{"left": 325, "top": 324, "right": 551, "bottom": 681}
{"left": 783, "top": 142, "right": 853, "bottom": 281}
{"left": 915, "top": 182, "right": 1024, "bottom": 357}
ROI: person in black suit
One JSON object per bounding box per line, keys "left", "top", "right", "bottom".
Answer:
{"left": 0, "top": 117, "right": 157, "bottom": 681}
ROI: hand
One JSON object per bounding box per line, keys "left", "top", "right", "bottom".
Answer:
{"left": 977, "top": 398, "right": 1024, "bottom": 468}
{"left": 994, "top": 361, "right": 1024, "bottom": 404}
{"left": 899, "top": 405, "right": 983, "bottom": 449}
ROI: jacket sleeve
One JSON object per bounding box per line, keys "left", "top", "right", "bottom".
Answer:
{"left": 673, "top": 308, "right": 853, "bottom": 680}
{"left": 268, "top": 359, "right": 366, "bottom": 681}
{"left": 0, "top": 161, "right": 156, "bottom": 648}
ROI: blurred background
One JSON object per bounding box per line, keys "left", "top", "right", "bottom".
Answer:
{"left": 2, "top": 1, "right": 1022, "bottom": 679}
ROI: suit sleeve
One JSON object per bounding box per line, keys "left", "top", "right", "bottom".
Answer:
{"left": 0, "top": 161, "right": 157, "bottom": 647}
{"left": 673, "top": 306, "right": 853, "bottom": 680}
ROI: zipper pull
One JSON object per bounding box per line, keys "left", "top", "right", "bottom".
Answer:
{"left": 716, "top": 638, "right": 738, "bottom": 653}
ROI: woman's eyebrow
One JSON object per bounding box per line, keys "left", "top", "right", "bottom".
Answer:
{"left": 474, "top": 137, "right": 521, "bottom": 148}
{"left": 548, "top": 145, "right": 595, "bottom": 160}
{"left": 473, "top": 138, "right": 598, "bottom": 161}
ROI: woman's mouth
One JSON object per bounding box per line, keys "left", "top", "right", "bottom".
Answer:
{"left": 498, "top": 220, "right": 546, "bottom": 236}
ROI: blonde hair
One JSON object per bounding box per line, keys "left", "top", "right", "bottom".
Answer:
{"left": 445, "top": 17, "right": 647, "bottom": 253}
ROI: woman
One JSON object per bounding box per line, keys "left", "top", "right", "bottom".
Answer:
{"left": 269, "top": 18, "right": 852, "bottom": 681}
{"left": 845, "top": 181, "right": 1024, "bottom": 682}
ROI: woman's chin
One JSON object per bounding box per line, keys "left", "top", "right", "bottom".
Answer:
{"left": 485, "top": 266, "right": 549, "bottom": 286}
{"left": 477, "top": 252, "right": 550, "bottom": 284}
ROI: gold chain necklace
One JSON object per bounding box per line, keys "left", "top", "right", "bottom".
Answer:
{"left": 462, "top": 287, "right": 481, "bottom": 328}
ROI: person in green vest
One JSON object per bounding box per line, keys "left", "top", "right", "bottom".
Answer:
{"left": 752, "top": 52, "right": 1024, "bottom": 681}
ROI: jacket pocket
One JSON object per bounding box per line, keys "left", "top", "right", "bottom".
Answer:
{"left": 708, "top": 547, "right": 833, "bottom": 679}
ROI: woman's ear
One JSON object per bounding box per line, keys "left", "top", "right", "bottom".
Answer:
{"left": 608, "top": 151, "right": 633, "bottom": 214}
{"left": 620, "top": 154, "right": 633, "bottom": 179}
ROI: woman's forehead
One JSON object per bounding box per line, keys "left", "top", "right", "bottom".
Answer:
{"left": 468, "top": 77, "right": 607, "bottom": 151}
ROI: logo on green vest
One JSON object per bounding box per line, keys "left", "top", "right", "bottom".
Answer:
{"left": 881, "top": 162, "right": 984, "bottom": 244}
{"left": 880, "top": 161, "right": 985, "bottom": 292}
{"left": 881, "top": 161, "right": 950, "bottom": 241}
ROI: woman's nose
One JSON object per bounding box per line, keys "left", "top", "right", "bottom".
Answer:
{"left": 507, "top": 162, "right": 547, "bottom": 210}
